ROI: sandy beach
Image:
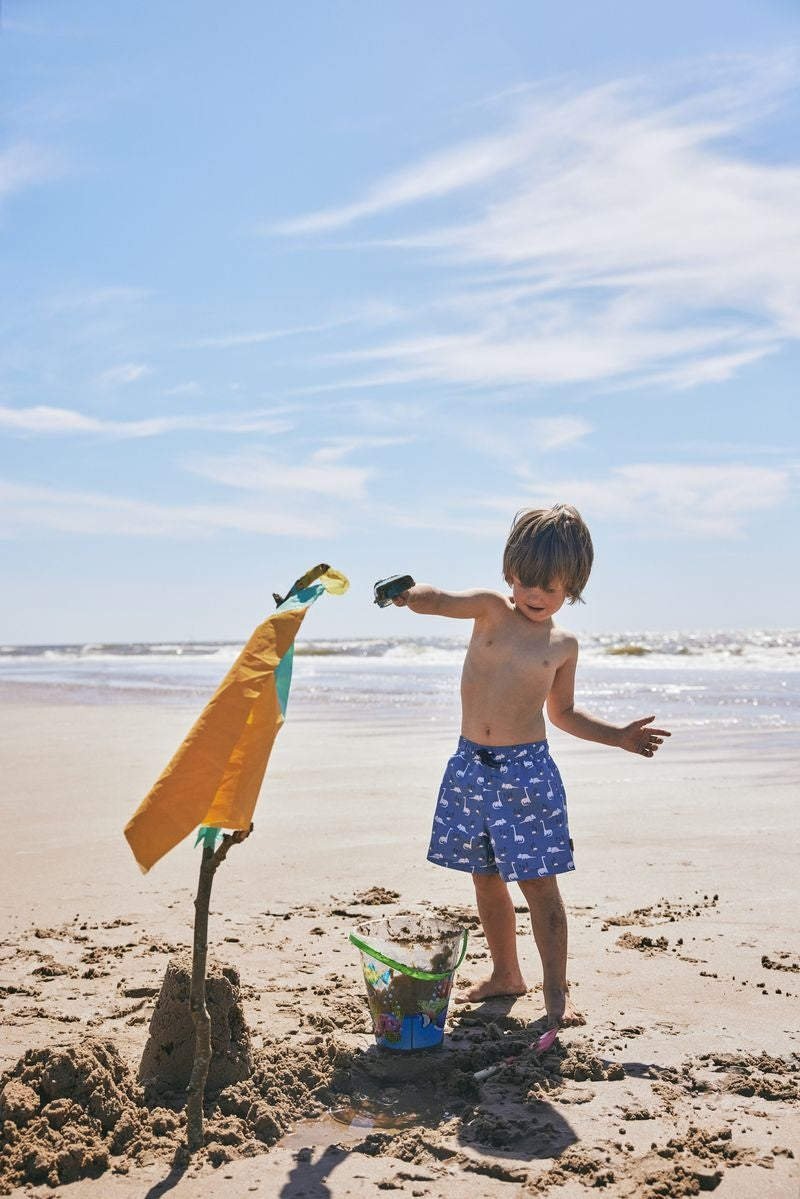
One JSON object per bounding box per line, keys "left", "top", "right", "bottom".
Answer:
{"left": 1, "top": 695, "right": 798, "bottom": 1197}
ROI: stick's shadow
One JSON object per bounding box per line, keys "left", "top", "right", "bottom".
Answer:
{"left": 143, "top": 1147, "right": 189, "bottom": 1198}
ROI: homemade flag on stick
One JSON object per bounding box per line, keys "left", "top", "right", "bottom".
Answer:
{"left": 124, "top": 565, "right": 348, "bottom": 873}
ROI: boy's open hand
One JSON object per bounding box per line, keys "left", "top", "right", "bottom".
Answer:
{"left": 618, "top": 716, "right": 671, "bottom": 758}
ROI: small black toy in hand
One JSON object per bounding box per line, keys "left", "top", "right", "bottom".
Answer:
{"left": 373, "top": 574, "right": 415, "bottom": 607}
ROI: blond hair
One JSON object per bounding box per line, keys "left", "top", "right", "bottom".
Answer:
{"left": 502, "top": 504, "right": 593, "bottom": 604}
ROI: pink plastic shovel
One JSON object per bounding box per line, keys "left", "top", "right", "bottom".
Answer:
{"left": 473, "top": 1026, "right": 559, "bottom": 1081}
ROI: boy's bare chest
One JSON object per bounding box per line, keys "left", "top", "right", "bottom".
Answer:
{"left": 463, "top": 625, "right": 559, "bottom": 683}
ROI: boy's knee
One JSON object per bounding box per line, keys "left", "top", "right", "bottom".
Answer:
{"left": 517, "top": 874, "right": 561, "bottom": 902}
{"left": 471, "top": 871, "right": 505, "bottom": 894}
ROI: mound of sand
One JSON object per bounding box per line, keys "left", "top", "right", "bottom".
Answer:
{"left": 0, "top": 1040, "right": 152, "bottom": 1190}
{"left": 138, "top": 955, "right": 252, "bottom": 1091}
{"left": 0, "top": 1034, "right": 354, "bottom": 1193}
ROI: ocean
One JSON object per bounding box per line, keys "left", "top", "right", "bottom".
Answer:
{"left": 1, "top": 629, "right": 798, "bottom": 733}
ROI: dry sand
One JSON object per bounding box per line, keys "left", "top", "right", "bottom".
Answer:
{"left": 0, "top": 699, "right": 798, "bottom": 1196}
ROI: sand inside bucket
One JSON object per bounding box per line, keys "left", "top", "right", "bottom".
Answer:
{"left": 357, "top": 918, "right": 463, "bottom": 970}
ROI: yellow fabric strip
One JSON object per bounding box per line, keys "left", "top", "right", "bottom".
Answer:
{"left": 124, "top": 606, "right": 307, "bottom": 873}
{"left": 317, "top": 567, "right": 348, "bottom": 596}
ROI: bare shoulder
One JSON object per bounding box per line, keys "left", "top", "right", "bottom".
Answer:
{"left": 550, "top": 624, "right": 579, "bottom": 664}
{"left": 478, "top": 588, "right": 513, "bottom": 609}
{"left": 474, "top": 588, "right": 515, "bottom": 619}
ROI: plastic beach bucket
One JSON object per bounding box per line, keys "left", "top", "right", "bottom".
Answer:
{"left": 349, "top": 917, "right": 468, "bottom": 1051}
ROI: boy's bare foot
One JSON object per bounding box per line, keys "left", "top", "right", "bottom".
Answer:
{"left": 544, "top": 985, "right": 586, "bottom": 1028}
{"left": 454, "top": 973, "right": 527, "bottom": 1004}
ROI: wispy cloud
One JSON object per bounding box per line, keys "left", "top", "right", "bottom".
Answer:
{"left": 45, "top": 286, "right": 150, "bottom": 315}
{"left": 450, "top": 414, "right": 593, "bottom": 466}
{"left": 385, "top": 460, "right": 791, "bottom": 540}
{"left": 528, "top": 417, "right": 593, "bottom": 451}
{"left": 484, "top": 462, "right": 792, "bottom": 537}
{"left": 268, "top": 128, "right": 531, "bottom": 235}
{"left": 162, "top": 381, "right": 202, "bottom": 398}
{"left": 271, "top": 58, "right": 800, "bottom": 392}
{"left": 0, "top": 480, "right": 331, "bottom": 539}
{"left": 330, "top": 317, "right": 753, "bottom": 387}
{"left": 312, "top": 435, "right": 415, "bottom": 462}
{"left": 185, "top": 303, "right": 404, "bottom": 350}
{"left": 635, "top": 345, "right": 777, "bottom": 390}
{"left": 185, "top": 318, "right": 349, "bottom": 350}
{"left": 0, "top": 405, "right": 292, "bottom": 439}
{"left": 0, "top": 140, "right": 62, "bottom": 208}
{"left": 184, "top": 450, "right": 374, "bottom": 501}
{"left": 95, "top": 362, "right": 153, "bottom": 387}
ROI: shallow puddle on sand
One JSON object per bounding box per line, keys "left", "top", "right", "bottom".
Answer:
{"left": 278, "top": 1042, "right": 453, "bottom": 1152}
{"left": 280, "top": 1092, "right": 450, "bottom": 1150}
{"left": 279, "top": 1111, "right": 370, "bottom": 1151}
{"left": 330, "top": 1095, "right": 448, "bottom": 1130}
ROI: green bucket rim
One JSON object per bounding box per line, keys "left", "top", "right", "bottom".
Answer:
{"left": 349, "top": 926, "right": 468, "bottom": 981}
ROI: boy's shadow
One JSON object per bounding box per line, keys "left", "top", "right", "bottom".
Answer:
{"left": 447, "top": 996, "right": 578, "bottom": 1162}
{"left": 349, "top": 1005, "right": 578, "bottom": 1166}
{"left": 279, "top": 1144, "right": 350, "bottom": 1199}
{"left": 142, "top": 1144, "right": 351, "bottom": 1199}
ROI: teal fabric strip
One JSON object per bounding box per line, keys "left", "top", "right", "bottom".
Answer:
{"left": 274, "top": 644, "right": 294, "bottom": 716}
{"left": 278, "top": 582, "right": 326, "bottom": 610}
{"left": 274, "top": 582, "right": 326, "bottom": 716}
{"left": 194, "top": 826, "right": 223, "bottom": 851}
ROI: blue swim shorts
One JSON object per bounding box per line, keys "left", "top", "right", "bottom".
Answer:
{"left": 427, "top": 736, "right": 575, "bottom": 882}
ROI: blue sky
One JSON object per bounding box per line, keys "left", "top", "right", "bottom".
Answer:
{"left": 1, "top": 1, "right": 799, "bottom": 642}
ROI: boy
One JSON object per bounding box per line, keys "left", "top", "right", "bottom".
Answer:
{"left": 392, "top": 504, "right": 670, "bottom": 1027}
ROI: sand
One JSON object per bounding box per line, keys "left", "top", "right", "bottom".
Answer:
{"left": 0, "top": 698, "right": 798, "bottom": 1196}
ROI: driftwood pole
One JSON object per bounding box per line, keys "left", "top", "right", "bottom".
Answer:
{"left": 186, "top": 825, "right": 252, "bottom": 1153}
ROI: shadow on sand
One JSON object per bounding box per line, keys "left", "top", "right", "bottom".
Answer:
{"left": 142, "top": 1146, "right": 190, "bottom": 1199}
{"left": 274, "top": 998, "right": 581, "bottom": 1197}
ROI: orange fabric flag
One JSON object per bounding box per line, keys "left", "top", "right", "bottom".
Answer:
{"left": 124, "top": 604, "right": 307, "bottom": 873}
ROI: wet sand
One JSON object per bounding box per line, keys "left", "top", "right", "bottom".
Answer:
{"left": 1, "top": 700, "right": 798, "bottom": 1196}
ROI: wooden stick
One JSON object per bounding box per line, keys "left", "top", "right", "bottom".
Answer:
{"left": 186, "top": 568, "right": 300, "bottom": 1150}
{"left": 186, "top": 825, "right": 252, "bottom": 1153}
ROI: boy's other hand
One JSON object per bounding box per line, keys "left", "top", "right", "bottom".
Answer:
{"left": 618, "top": 715, "right": 671, "bottom": 758}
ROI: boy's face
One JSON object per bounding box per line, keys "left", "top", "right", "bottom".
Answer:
{"left": 509, "top": 575, "right": 568, "bottom": 623}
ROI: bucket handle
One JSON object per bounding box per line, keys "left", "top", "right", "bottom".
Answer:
{"left": 349, "top": 928, "right": 469, "bottom": 981}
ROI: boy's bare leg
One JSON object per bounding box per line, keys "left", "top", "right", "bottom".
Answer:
{"left": 516, "top": 874, "right": 584, "bottom": 1027}
{"left": 455, "top": 873, "right": 527, "bottom": 1002}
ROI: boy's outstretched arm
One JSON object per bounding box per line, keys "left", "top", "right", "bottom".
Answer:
{"left": 547, "top": 646, "right": 671, "bottom": 757}
{"left": 391, "top": 584, "right": 500, "bottom": 619}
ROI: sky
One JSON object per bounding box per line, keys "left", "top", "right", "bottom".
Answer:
{"left": 1, "top": 1, "right": 799, "bottom": 643}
